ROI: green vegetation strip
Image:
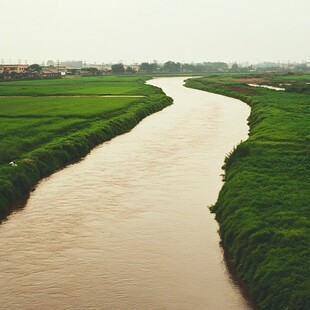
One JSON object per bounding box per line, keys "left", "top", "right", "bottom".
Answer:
{"left": 0, "top": 76, "right": 172, "bottom": 219}
{"left": 186, "top": 74, "right": 310, "bottom": 310}
{"left": 0, "top": 76, "right": 148, "bottom": 96}
{"left": 0, "top": 95, "right": 146, "bottom": 98}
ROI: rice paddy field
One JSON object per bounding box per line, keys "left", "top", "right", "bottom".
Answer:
{"left": 186, "top": 74, "right": 310, "bottom": 310}
{"left": 0, "top": 75, "right": 172, "bottom": 218}
{"left": 0, "top": 76, "right": 148, "bottom": 96}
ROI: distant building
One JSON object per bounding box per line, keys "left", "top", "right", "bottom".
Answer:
{"left": 60, "top": 60, "right": 84, "bottom": 69}
{"left": 40, "top": 69, "right": 59, "bottom": 78}
{"left": 0, "top": 64, "right": 29, "bottom": 73}
{"left": 89, "top": 64, "right": 112, "bottom": 71}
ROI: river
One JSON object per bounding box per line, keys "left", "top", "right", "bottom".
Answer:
{"left": 0, "top": 77, "right": 252, "bottom": 310}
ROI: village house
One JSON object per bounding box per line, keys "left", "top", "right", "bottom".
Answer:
{"left": 40, "top": 69, "right": 59, "bottom": 78}
{"left": 0, "top": 64, "right": 29, "bottom": 74}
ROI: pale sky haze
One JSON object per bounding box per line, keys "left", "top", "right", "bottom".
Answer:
{"left": 0, "top": 0, "right": 309, "bottom": 64}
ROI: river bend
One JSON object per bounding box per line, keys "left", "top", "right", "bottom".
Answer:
{"left": 0, "top": 77, "right": 252, "bottom": 309}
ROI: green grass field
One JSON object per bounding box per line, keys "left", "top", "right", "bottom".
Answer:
{"left": 186, "top": 74, "right": 310, "bottom": 310}
{"left": 275, "top": 74, "right": 310, "bottom": 81}
{"left": 0, "top": 96, "right": 138, "bottom": 118}
{"left": 0, "top": 96, "right": 139, "bottom": 165}
{"left": 0, "top": 75, "right": 172, "bottom": 218}
{"left": 0, "top": 76, "right": 152, "bottom": 95}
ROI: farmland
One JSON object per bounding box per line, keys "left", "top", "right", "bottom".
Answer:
{"left": 186, "top": 74, "right": 310, "bottom": 310}
{"left": 0, "top": 76, "right": 148, "bottom": 96}
{"left": 0, "top": 76, "right": 172, "bottom": 218}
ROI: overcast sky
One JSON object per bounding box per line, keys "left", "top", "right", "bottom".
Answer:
{"left": 1, "top": 0, "right": 309, "bottom": 65}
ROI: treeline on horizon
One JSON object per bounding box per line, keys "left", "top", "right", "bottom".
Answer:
{"left": 108, "top": 61, "right": 310, "bottom": 74}
{"left": 2, "top": 60, "right": 309, "bottom": 82}
{"left": 0, "top": 61, "right": 235, "bottom": 81}
{"left": 135, "top": 61, "right": 230, "bottom": 73}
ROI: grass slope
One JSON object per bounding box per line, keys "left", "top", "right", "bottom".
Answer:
{"left": 0, "top": 76, "right": 172, "bottom": 219}
{"left": 185, "top": 74, "right": 310, "bottom": 310}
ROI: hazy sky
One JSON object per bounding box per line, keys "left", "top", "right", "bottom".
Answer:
{"left": 1, "top": 0, "right": 309, "bottom": 64}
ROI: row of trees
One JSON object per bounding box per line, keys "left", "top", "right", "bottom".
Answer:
{"left": 116, "top": 61, "right": 310, "bottom": 74}
{"left": 111, "top": 61, "right": 230, "bottom": 74}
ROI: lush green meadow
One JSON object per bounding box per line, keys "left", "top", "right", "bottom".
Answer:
{"left": 275, "top": 74, "right": 310, "bottom": 81}
{"left": 0, "top": 76, "right": 149, "bottom": 96}
{"left": 186, "top": 74, "right": 310, "bottom": 309}
{"left": 0, "top": 76, "right": 172, "bottom": 218}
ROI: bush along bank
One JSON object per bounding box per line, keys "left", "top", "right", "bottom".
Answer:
{"left": 185, "top": 76, "right": 310, "bottom": 310}
{"left": 0, "top": 93, "right": 173, "bottom": 220}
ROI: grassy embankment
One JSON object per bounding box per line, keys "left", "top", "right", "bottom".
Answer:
{"left": 186, "top": 74, "right": 310, "bottom": 310}
{"left": 0, "top": 76, "right": 172, "bottom": 219}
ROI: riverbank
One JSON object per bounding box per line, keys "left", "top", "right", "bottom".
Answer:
{"left": 0, "top": 76, "right": 172, "bottom": 220}
{"left": 0, "top": 77, "right": 253, "bottom": 310}
{"left": 185, "top": 74, "right": 310, "bottom": 310}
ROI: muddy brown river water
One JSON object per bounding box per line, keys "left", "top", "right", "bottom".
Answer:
{"left": 0, "top": 77, "right": 253, "bottom": 309}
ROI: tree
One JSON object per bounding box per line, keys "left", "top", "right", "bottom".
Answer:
{"left": 111, "top": 63, "right": 125, "bottom": 73}
{"left": 28, "top": 64, "right": 42, "bottom": 72}
{"left": 139, "top": 62, "right": 150, "bottom": 72}
{"left": 139, "top": 62, "right": 158, "bottom": 73}
{"left": 231, "top": 63, "right": 239, "bottom": 71}
{"left": 163, "top": 61, "right": 181, "bottom": 73}
{"left": 126, "top": 66, "right": 135, "bottom": 74}
{"left": 295, "top": 63, "right": 308, "bottom": 71}
{"left": 182, "top": 63, "right": 194, "bottom": 73}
